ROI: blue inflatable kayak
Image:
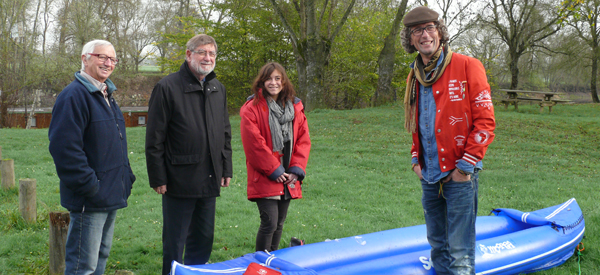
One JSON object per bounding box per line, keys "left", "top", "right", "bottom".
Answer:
{"left": 171, "top": 198, "right": 585, "bottom": 275}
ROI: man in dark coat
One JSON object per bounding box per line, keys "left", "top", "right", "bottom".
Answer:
{"left": 145, "top": 34, "right": 233, "bottom": 275}
{"left": 49, "top": 39, "right": 136, "bottom": 274}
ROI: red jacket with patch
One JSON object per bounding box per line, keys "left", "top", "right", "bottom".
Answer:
{"left": 410, "top": 53, "right": 496, "bottom": 172}
{"left": 240, "top": 94, "right": 311, "bottom": 200}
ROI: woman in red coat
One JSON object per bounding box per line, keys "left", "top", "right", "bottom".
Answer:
{"left": 240, "top": 62, "right": 311, "bottom": 252}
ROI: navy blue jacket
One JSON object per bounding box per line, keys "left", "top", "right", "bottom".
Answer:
{"left": 49, "top": 72, "right": 136, "bottom": 212}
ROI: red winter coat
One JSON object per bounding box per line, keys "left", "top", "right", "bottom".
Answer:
{"left": 240, "top": 95, "right": 311, "bottom": 200}
{"left": 410, "top": 53, "right": 496, "bottom": 172}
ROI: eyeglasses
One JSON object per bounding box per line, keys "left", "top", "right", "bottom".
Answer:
{"left": 191, "top": 50, "right": 217, "bottom": 58}
{"left": 410, "top": 25, "right": 437, "bottom": 37}
{"left": 88, "top": 53, "right": 119, "bottom": 64}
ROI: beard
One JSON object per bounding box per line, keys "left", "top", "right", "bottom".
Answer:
{"left": 190, "top": 58, "right": 215, "bottom": 76}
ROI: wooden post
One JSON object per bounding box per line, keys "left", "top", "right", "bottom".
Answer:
{"left": 49, "top": 212, "right": 70, "bottom": 275}
{"left": 1, "top": 159, "right": 15, "bottom": 190}
{"left": 19, "top": 178, "right": 37, "bottom": 223}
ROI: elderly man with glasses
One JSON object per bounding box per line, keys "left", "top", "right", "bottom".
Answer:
{"left": 400, "top": 6, "right": 496, "bottom": 275}
{"left": 49, "top": 39, "right": 136, "bottom": 275}
{"left": 145, "top": 34, "right": 233, "bottom": 275}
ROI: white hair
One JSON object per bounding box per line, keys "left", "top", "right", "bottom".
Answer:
{"left": 80, "top": 40, "right": 115, "bottom": 71}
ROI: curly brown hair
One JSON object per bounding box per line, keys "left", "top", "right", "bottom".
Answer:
{"left": 400, "top": 19, "right": 450, "bottom": 54}
{"left": 251, "top": 62, "right": 296, "bottom": 105}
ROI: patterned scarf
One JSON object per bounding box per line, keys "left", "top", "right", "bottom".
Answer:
{"left": 404, "top": 44, "right": 453, "bottom": 133}
{"left": 267, "top": 98, "right": 295, "bottom": 152}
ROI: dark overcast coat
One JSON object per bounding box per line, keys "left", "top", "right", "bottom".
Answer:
{"left": 145, "top": 62, "right": 232, "bottom": 198}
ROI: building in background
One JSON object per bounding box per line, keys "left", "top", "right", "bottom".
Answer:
{"left": 5, "top": 107, "right": 148, "bottom": 128}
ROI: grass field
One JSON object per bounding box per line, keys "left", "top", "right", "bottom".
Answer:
{"left": 138, "top": 65, "right": 161, "bottom": 73}
{"left": 0, "top": 103, "right": 598, "bottom": 274}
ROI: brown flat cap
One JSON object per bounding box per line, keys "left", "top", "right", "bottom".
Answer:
{"left": 403, "top": 6, "right": 439, "bottom": 27}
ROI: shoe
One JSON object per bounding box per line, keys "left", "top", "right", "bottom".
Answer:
{"left": 290, "top": 237, "right": 305, "bottom": 247}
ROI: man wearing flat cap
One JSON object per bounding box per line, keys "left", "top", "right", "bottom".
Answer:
{"left": 400, "top": 6, "right": 496, "bottom": 274}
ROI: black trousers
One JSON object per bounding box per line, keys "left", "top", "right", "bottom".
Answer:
{"left": 255, "top": 198, "right": 291, "bottom": 252}
{"left": 162, "top": 195, "right": 216, "bottom": 275}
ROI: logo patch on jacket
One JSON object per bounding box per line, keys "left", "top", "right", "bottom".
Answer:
{"left": 448, "top": 79, "right": 465, "bottom": 102}
{"left": 449, "top": 116, "right": 464, "bottom": 126}
{"left": 475, "top": 90, "right": 493, "bottom": 109}
{"left": 474, "top": 130, "right": 491, "bottom": 145}
{"left": 454, "top": 135, "right": 466, "bottom": 146}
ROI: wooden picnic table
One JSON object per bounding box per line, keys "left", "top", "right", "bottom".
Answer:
{"left": 499, "top": 89, "right": 572, "bottom": 113}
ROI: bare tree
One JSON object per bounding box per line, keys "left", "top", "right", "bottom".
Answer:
{"left": 454, "top": 25, "right": 507, "bottom": 90}
{"left": 267, "top": 0, "right": 356, "bottom": 110}
{"left": 150, "top": 0, "right": 182, "bottom": 72}
{"left": 568, "top": 0, "right": 600, "bottom": 103}
{"left": 195, "top": 0, "right": 225, "bottom": 25}
{"left": 430, "top": 0, "right": 479, "bottom": 43}
{"left": 478, "top": 0, "right": 580, "bottom": 89}
{"left": 57, "top": 0, "right": 104, "bottom": 50}
{"left": 39, "top": 0, "right": 55, "bottom": 55}
{"left": 56, "top": 0, "right": 71, "bottom": 54}
{"left": 112, "top": 0, "right": 156, "bottom": 73}
{"left": 0, "top": 0, "right": 32, "bottom": 127}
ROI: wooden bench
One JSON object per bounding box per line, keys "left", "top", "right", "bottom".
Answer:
{"left": 499, "top": 89, "right": 571, "bottom": 113}
{"left": 516, "top": 97, "right": 542, "bottom": 101}
{"left": 551, "top": 99, "right": 574, "bottom": 104}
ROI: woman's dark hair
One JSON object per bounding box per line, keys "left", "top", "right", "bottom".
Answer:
{"left": 251, "top": 62, "right": 296, "bottom": 105}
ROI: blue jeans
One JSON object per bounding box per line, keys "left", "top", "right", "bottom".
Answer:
{"left": 421, "top": 171, "right": 479, "bottom": 275}
{"left": 65, "top": 210, "right": 117, "bottom": 275}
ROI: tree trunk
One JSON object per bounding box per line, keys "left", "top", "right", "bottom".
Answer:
{"left": 295, "top": 52, "right": 308, "bottom": 100}
{"left": 304, "top": 37, "right": 328, "bottom": 110}
{"left": 375, "top": 0, "right": 408, "bottom": 106}
{"left": 591, "top": 49, "right": 600, "bottom": 103}
{"left": 58, "top": 0, "right": 71, "bottom": 55}
{"left": 0, "top": 94, "right": 8, "bottom": 128}
{"left": 268, "top": 0, "right": 355, "bottom": 111}
{"left": 303, "top": 0, "right": 321, "bottom": 111}
{"left": 509, "top": 51, "right": 520, "bottom": 89}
